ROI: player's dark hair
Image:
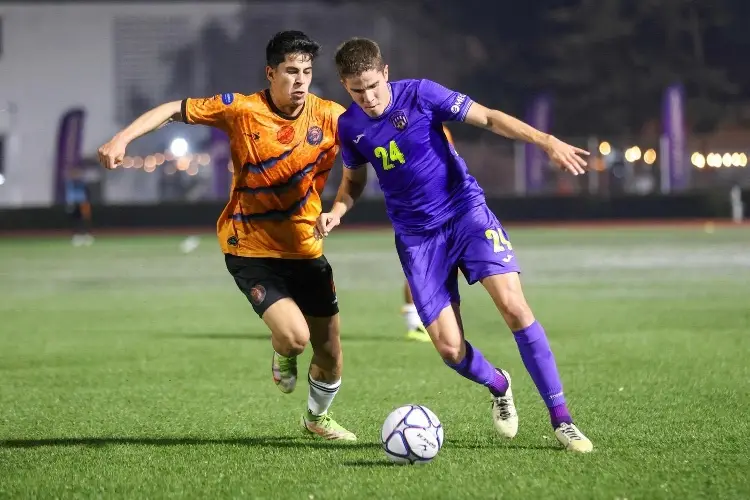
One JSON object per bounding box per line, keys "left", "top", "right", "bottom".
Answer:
{"left": 334, "top": 38, "right": 385, "bottom": 78}
{"left": 265, "top": 31, "right": 321, "bottom": 67}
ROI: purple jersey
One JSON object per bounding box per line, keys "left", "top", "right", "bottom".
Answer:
{"left": 338, "top": 79, "right": 484, "bottom": 234}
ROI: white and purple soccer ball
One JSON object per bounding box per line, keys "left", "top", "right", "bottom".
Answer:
{"left": 381, "top": 404, "right": 444, "bottom": 465}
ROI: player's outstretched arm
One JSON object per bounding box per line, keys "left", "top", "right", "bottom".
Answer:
{"left": 314, "top": 166, "right": 368, "bottom": 240}
{"left": 464, "top": 102, "right": 589, "bottom": 175}
{"left": 97, "top": 101, "right": 183, "bottom": 170}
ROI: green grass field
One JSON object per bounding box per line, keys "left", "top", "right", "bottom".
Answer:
{"left": 1, "top": 226, "right": 749, "bottom": 499}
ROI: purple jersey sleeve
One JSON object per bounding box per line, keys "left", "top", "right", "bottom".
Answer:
{"left": 337, "top": 125, "right": 368, "bottom": 169}
{"left": 417, "top": 79, "right": 473, "bottom": 123}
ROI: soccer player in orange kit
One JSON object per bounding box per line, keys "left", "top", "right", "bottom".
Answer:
{"left": 97, "top": 31, "right": 355, "bottom": 441}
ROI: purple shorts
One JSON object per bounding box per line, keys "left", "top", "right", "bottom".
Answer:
{"left": 395, "top": 203, "right": 521, "bottom": 327}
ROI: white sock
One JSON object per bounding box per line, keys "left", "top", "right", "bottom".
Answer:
{"left": 402, "top": 303, "right": 422, "bottom": 331}
{"left": 307, "top": 375, "right": 341, "bottom": 416}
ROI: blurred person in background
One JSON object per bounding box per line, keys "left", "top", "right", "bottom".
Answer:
{"left": 65, "top": 163, "right": 94, "bottom": 246}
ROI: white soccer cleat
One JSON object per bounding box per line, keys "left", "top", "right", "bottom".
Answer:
{"left": 554, "top": 422, "right": 593, "bottom": 453}
{"left": 491, "top": 369, "right": 518, "bottom": 439}
{"left": 300, "top": 411, "right": 357, "bottom": 441}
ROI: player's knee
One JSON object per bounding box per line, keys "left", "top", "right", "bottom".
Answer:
{"left": 438, "top": 346, "right": 463, "bottom": 365}
{"left": 485, "top": 275, "right": 535, "bottom": 331}
{"left": 272, "top": 329, "right": 309, "bottom": 357}
{"left": 433, "top": 337, "right": 463, "bottom": 365}
{"left": 499, "top": 292, "right": 534, "bottom": 331}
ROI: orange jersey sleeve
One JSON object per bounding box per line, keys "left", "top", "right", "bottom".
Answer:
{"left": 204, "top": 91, "right": 342, "bottom": 259}
{"left": 442, "top": 125, "right": 454, "bottom": 145}
{"left": 182, "top": 93, "right": 239, "bottom": 132}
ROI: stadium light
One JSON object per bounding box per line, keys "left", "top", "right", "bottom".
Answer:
{"left": 624, "top": 146, "right": 642, "bottom": 163}
{"left": 731, "top": 153, "right": 741, "bottom": 167}
{"left": 170, "top": 138, "right": 189, "bottom": 157}
{"left": 707, "top": 153, "right": 722, "bottom": 168}
{"left": 722, "top": 153, "right": 732, "bottom": 167}
{"left": 740, "top": 153, "right": 748, "bottom": 167}
{"left": 691, "top": 152, "right": 706, "bottom": 169}
{"left": 0, "top": 173, "right": 5, "bottom": 185}
{"left": 598, "top": 141, "right": 611, "bottom": 156}
{"left": 643, "top": 148, "right": 656, "bottom": 165}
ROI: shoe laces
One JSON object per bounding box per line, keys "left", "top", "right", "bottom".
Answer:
{"left": 559, "top": 423, "right": 583, "bottom": 441}
{"left": 492, "top": 396, "right": 514, "bottom": 419}
{"left": 275, "top": 354, "right": 297, "bottom": 374}
{"left": 309, "top": 412, "right": 335, "bottom": 428}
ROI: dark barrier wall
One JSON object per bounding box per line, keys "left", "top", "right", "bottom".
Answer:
{"left": 0, "top": 191, "right": 740, "bottom": 232}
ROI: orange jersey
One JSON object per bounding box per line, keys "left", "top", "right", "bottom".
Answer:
{"left": 442, "top": 125, "right": 454, "bottom": 145}
{"left": 182, "top": 91, "right": 344, "bottom": 259}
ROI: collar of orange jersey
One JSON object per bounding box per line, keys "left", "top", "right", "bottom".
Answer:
{"left": 264, "top": 89, "right": 305, "bottom": 121}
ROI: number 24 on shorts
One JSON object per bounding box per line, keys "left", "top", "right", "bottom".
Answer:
{"left": 485, "top": 228, "right": 513, "bottom": 253}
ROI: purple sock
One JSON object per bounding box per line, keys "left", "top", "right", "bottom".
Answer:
{"left": 445, "top": 341, "right": 509, "bottom": 396}
{"left": 513, "top": 321, "right": 573, "bottom": 428}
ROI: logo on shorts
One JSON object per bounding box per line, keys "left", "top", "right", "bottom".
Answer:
{"left": 221, "top": 93, "right": 234, "bottom": 105}
{"left": 390, "top": 110, "right": 408, "bottom": 131}
{"left": 277, "top": 125, "right": 295, "bottom": 144}
{"left": 250, "top": 284, "right": 266, "bottom": 305}
{"left": 306, "top": 125, "right": 323, "bottom": 145}
{"left": 227, "top": 236, "right": 239, "bottom": 246}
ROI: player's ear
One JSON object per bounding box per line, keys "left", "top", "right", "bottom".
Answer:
{"left": 383, "top": 65, "right": 389, "bottom": 81}
{"left": 265, "top": 65, "right": 274, "bottom": 84}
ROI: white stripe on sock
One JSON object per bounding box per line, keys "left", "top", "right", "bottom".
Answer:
{"left": 308, "top": 376, "right": 341, "bottom": 416}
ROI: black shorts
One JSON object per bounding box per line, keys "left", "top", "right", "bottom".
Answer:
{"left": 225, "top": 254, "right": 339, "bottom": 318}
{"left": 66, "top": 203, "right": 83, "bottom": 218}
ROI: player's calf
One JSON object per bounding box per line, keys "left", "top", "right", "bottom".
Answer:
{"left": 427, "top": 304, "right": 518, "bottom": 438}
{"left": 300, "top": 314, "right": 356, "bottom": 441}
{"left": 307, "top": 336, "right": 343, "bottom": 416}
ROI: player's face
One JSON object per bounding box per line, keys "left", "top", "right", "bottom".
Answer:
{"left": 266, "top": 53, "right": 313, "bottom": 110}
{"left": 342, "top": 65, "right": 390, "bottom": 117}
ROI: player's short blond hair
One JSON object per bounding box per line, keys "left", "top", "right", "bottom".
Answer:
{"left": 334, "top": 38, "right": 386, "bottom": 78}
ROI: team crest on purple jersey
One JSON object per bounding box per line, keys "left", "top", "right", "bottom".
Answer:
{"left": 390, "top": 110, "right": 408, "bottom": 131}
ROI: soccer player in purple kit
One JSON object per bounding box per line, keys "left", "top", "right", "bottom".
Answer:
{"left": 316, "top": 38, "right": 593, "bottom": 453}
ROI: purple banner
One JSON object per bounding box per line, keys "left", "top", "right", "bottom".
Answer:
{"left": 524, "top": 94, "right": 552, "bottom": 194}
{"left": 54, "top": 108, "right": 85, "bottom": 204}
{"left": 662, "top": 84, "right": 688, "bottom": 191}
{"left": 210, "top": 127, "right": 231, "bottom": 199}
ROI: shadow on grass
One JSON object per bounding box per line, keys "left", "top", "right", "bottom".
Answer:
{"left": 0, "top": 435, "right": 379, "bottom": 450}
{"left": 168, "top": 333, "right": 402, "bottom": 342}
{"left": 1, "top": 436, "right": 557, "bottom": 453}
{"left": 450, "top": 442, "right": 558, "bottom": 451}
{"left": 342, "top": 459, "right": 398, "bottom": 468}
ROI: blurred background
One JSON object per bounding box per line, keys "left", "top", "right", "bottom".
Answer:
{"left": 0, "top": 0, "right": 748, "bottom": 231}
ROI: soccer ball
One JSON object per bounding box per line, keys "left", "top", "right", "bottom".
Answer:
{"left": 381, "top": 405, "right": 443, "bottom": 465}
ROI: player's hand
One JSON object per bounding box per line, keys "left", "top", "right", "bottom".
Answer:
{"left": 315, "top": 212, "right": 341, "bottom": 240}
{"left": 541, "top": 135, "right": 589, "bottom": 176}
{"left": 97, "top": 135, "right": 128, "bottom": 170}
